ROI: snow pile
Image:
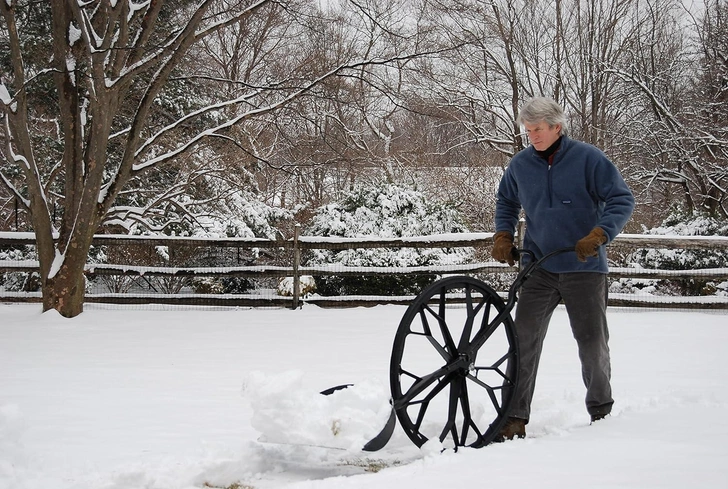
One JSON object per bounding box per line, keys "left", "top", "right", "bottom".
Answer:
{"left": 242, "top": 371, "right": 393, "bottom": 451}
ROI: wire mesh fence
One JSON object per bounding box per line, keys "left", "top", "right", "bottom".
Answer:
{"left": 1, "top": 232, "right": 727, "bottom": 310}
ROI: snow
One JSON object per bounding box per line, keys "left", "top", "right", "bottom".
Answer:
{"left": 66, "top": 55, "right": 77, "bottom": 87}
{"left": 68, "top": 23, "right": 82, "bottom": 46}
{"left": 4, "top": 230, "right": 727, "bottom": 245}
{"left": 0, "top": 83, "right": 13, "bottom": 107}
{"left": 1, "top": 303, "right": 727, "bottom": 489}
{"left": 47, "top": 248, "right": 65, "bottom": 280}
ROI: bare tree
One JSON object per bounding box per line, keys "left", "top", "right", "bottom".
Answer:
{"left": 605, "top": 0, "right": 728, "bottom": 220}
{"left": 247, "top": 0, "right": 440, "bottom": 212}
{"left": 0, "top": 0, "right": 434, "bottom": 317}
{"left": 414, "top": 0, "right": 532, "bottom": 157}
{"left": 402, "top": 0, "right": 725, "bottom": 228}
{"left": 555, "top": 0, "right": 639, "bottom": 146}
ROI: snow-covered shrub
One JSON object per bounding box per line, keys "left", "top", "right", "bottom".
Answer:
{"left": 277, "top": 275, "right": 316, "bottom": 297}
{"left": 190, "top": 191, "right": 293, "bottom": 241}
{"left": 187, "top": 276, "right": 255, "bottom": 294}
{"left": 190, "top": 277, "right": 225, "bottom": 294}
{"left": 92, "top": 189, "right": 292, "bottom": 294}
{"left": 305, "top": 182, "right": 474, "bottom": 296}
{"left": 183, "top": 195, "right": 292, "bottom": 295}
{"left": 86, "top": 244, "right": 137, "bottom": 294}
{"left": 0, "top": 246, "right": 40, "bottom": 292}
{"left": 609, "top": 277, "right": 661, "bottom": 296}
{"left": 626, "top": 213, "right": 728, "bottom": 296}
{"left": 714, "top": 281, "right": 728, "bottom": 297}
{"left": 221, "top": 277, "right": 255, "bottom": 294}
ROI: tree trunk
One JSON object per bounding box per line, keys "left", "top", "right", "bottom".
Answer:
{"left": 43, "top": 263, "right": 86, "bottom": 318}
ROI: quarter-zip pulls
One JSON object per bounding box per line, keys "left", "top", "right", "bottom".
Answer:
{"left": 535, "top": 136, "right": 563, "bottom": 207}
{"left": 547, "top": 157, "right": 553, "bottom": 207}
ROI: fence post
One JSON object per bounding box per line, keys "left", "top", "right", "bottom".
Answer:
{"left": 516, "top": 218, "right": 526, "bottom": 248}
{"left": 292, "top": 223, "right": 301, "bottom": 309}
{"left": 516, "top": 218, "right": 526, "bottom": 271}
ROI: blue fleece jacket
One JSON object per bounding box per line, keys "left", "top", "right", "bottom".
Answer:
{"left": 495, "top": 135, "right": 635, "bottom": 273}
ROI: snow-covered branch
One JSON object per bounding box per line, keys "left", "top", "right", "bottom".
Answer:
{"left": 131, "top": 49, "right": 454, "bottom": 172}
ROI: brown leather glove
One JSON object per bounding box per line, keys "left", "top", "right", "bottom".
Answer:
{"left": 575, "top": 227, "right": 607, "bottom": 262}
{"left": 491, "top": 231, "right": 517, "bottom": 266}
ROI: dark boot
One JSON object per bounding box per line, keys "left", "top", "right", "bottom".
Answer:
{"left": 493, "top": 417, "right": 526, "bottom": 443}
{"left": 590, "top": 413, "right": 609, "bottom": 424}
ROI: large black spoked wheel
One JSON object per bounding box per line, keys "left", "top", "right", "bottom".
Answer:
{"left": 390, "top": 275, "right": 518, "bottom": 449}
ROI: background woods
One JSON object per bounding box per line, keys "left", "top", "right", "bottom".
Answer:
{"left": 1, "top": 0, "right": 727, "bottom": 316}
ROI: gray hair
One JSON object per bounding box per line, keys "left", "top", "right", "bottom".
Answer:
{"left": 517, "top": 97, "right": 567, "bottom": 133}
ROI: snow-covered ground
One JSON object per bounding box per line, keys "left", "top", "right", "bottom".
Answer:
{"left": 1, "top": 302, "right": 726, "bottom": 489}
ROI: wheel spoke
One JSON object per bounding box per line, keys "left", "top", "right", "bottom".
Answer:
{"left": 395, "top": 364, "right": 453, "bottom": 408}
{"left": 433, "top": 288, "right": 458, "bottom": 356}
{"left": 439, "top": 376, "right": 464, "bottom": 445}
{"left": 418, "top": 311, "right": 450, "bottom": 361}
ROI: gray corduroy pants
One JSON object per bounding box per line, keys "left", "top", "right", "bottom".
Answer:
{"left": 509, "top": 269, "right": 613, "bottom": 422}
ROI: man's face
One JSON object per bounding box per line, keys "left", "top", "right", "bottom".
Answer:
{"left": 524, "top": 121, "right": 561, "bottom": 152}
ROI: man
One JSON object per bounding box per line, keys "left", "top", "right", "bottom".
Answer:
{"left": 492, "top": 96, "right": 634, "bottom": 441}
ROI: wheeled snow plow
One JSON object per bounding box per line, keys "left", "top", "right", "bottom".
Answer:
{"left": 335, "top": 248, "right": 573, "bottom": 451}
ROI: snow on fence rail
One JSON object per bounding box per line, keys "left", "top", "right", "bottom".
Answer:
{"left": 1, "top": 231, "right": 727, "bottom": 309}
